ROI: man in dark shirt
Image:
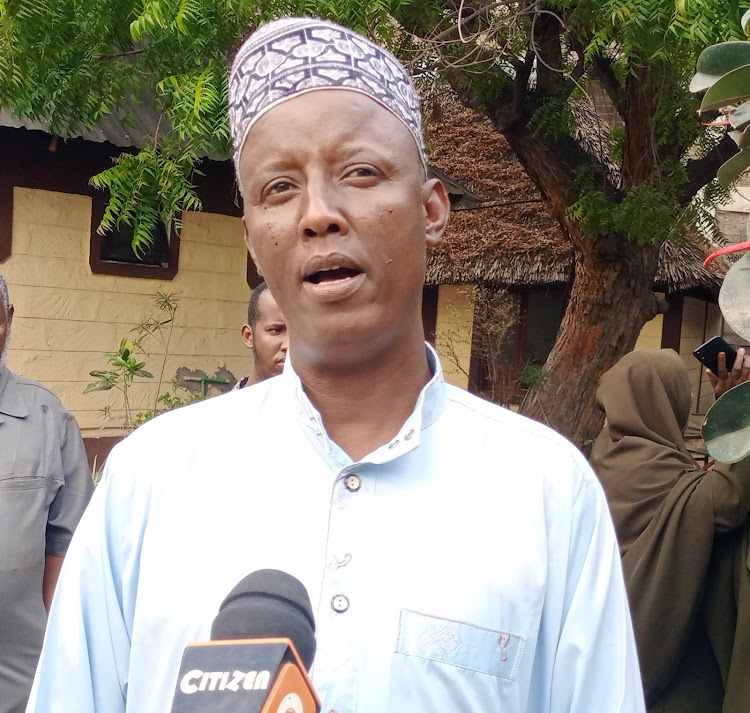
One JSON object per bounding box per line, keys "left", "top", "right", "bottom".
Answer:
{"left": 235, "top": 281, "right": 288, "bottom": 389}
{"left": 0, "top": 273, "right": 93, "bottom": 713}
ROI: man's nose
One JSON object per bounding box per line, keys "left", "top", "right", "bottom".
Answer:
{"left": 299, "top": 178, "right": 349, "bottom": 239}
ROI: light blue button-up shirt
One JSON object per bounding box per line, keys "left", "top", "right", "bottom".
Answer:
{"left": 27, "top": 347, "right": 645, "bottom": 713}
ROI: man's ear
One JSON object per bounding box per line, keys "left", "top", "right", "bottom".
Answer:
{"left": 422, "top": 179, "right": 450, "bottom": 247}
{"left": 241, "top": 324, "right": 254, "bottom": 350}
{"left": 7, "top": 304, "right": 13, "bottom": 328}
{"left": 243, "top": 218, "right": 263, "bottom": 277}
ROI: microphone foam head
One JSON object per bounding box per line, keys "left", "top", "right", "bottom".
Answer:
{"left": 211, "top": 569, "right": 317, "bottom": 671}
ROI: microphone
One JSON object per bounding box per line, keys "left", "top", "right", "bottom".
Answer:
{"left": 171, "top": 570, "right": 321, "bottom": 713}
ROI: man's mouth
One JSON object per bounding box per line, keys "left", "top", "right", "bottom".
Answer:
{"left": 305, "top": 266, "right": 362, "bottom": 284}
{"left": 302, "top": 255, "right": 366, "bottom": 302}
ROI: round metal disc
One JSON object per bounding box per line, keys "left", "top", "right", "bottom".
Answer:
{"left": 702, "top": 380, "right": 750, "bottom": 463}
{"left": 719, "top": 253, "right": 750, "bottom": 343}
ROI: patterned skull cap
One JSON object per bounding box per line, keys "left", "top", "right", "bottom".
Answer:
{"left": 229, "top": 17, "right": 427, "bottom": 178}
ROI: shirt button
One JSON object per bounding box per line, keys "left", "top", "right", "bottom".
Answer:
{"left": 331, "top": 595, "right": 349, "bottom": 613}
{"left": 388, "top": 439, "right": 399, "bottom": 449}
{"left": 345, "top": 474, "right": 361, "bottom": 491}
{"left": 404, "top": 429, "right": 415, "bottom": 441}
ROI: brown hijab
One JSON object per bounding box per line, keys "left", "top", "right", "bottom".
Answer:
{"left": 591, "top": 349, "right": 750, "bottom": 711}
{"left": 591, "top": 349, "right": 694, "bottom": 554}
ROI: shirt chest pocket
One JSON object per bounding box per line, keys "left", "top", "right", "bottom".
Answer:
{"left": 0, "top": 415, "right": 62, "bottom": 570}
{"left": 386, "top": 609, "right": 527, "bottom": 713}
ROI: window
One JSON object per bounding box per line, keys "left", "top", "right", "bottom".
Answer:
{"left": 100, "top": 221, "right": 171, "bottom": 267}
{"left": 89, "top": 195, "right": 179, "bottom": 279}
{"left": 470, "top": 286, "right": 566, "bottom": 405}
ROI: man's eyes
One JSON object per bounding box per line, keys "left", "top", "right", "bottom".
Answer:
{"left": 267, "top": 181, "right": 291, "bottom": 195}
{"left": 348, "top": 166, "right": 378, "bottom": 179}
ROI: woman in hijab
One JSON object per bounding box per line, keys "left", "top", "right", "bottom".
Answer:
{"left": 590, "top": 349, "right": 750, "bottom": 713}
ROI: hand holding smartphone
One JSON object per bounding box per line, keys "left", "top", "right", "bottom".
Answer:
{"left": 693, "top": 336, "right": 739, "bottom": 377}
{"left": 694, "top": 336, "right": 750, "bottom": 398}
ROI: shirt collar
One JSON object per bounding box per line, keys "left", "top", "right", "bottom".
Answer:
{"left": 281, "top": 343, "right": 447, "bottom": 468}
{"left": 0, "top": 366, "right": 30, "bottom": 418}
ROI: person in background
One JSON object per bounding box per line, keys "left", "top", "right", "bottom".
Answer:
{"left": 590, "top": 348, "right": 750, "bottom": 713}
{"left": 0, "top": 273, "right": 93, "bottom": 713}
{"left": 27, "top": 18, "right": 644, "bottom": 713}
{"left": 235, "top": 281, "right": 288, "bottom": 389}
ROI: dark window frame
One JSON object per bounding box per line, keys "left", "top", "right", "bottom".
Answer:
{"left": 89, "top": 194, "right": 180, "bottom": 279}
{"left": 0, "top": 178, "right": 11, "bottom": 263}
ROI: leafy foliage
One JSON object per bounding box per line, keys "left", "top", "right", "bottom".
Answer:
{"left": 693, "top": 9, "right": 750, "bottom": 265}
{"left": 1, "top": 0, "right": 746, "bottom": 256}
{"left": 85, "top": 292, "right": 201, "bottom": 430}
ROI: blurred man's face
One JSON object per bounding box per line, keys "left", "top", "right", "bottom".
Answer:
{"left": 242, "top": 289, "right": 288, "bottom": 382}
{"left": 0, "top": 301, "right": 13, "bottom": 367}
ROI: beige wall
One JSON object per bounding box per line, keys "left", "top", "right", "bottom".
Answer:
{"left": 2, "top": 188, "right": 252, "bottom": 437}
{"left": 633, "top": 310, "right": 664, "bottom": 351}
{"left": 434, "top": 284, "right": 475, "bottom": 389}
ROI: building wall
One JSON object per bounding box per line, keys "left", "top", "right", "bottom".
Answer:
{"left": 3, "top": 187, "right": 251, "bottom": 437}
{"left": 633, "top": 310, "right": 664, "bottom": 351}
{"left": 434, "top": 284, "right": 475, "bottom": 389}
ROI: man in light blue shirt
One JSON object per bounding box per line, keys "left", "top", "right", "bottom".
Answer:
{"left": 28, "top": 17, "right": 645, "bottom": 713}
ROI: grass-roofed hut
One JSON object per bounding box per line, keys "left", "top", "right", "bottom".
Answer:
{"left": 422, "top": 97, "right": 725, "bottom": 415}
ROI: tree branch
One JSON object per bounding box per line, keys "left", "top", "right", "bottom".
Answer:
{"left": 532, "top": 7, "right": 565, "bottom": 96}
{"left": 99, "top": 48, "right": 144, "bottom": 60}
{"left": 429, "top": 0, "right": 527, "bottom": 43}
{"left": 591, "top": 55, "right": 627, "bottom": 117}
{"left": 680, "top": 133, "right": 740, "bottom": 205}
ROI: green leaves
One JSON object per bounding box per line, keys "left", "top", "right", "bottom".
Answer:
{"left": 716, "top": 126, "right": 750, "bottom": 187}
{"left": 702, "top": 380, "right": 750, "bottom": 463}
{"left": 690, "top": 41, "right": 750, "bottom": 92}
{"left": 701, "top": 63, "right": 750, "bottom": 111}
{"left": 90, "top": 145, "right": 202, "bottom": 253}
{"left": 691, "top": 11, "right": 750, "bottom": 190}
{"left": 86, "top": 337, "right": 154, "bottom": 395}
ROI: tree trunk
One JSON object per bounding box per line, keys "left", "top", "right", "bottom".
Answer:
{"left": 494, "top": 125, "right": 663, "bottom": 447}
{"left": 520, "top": 236, "right": 663, "bottom": 447}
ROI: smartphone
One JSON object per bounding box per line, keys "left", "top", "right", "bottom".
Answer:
{"left": 693, "top": 336, "right": 739, "bottom": 376}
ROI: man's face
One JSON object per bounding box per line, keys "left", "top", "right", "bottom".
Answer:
{"left": 0, "top": 302, "right": 13, "bottom": 367}
{"left": 242, "top": 289, "right": 288, "bottom": 382}
{"left": 239, "top": 90, "right": 449, "bottom": 365}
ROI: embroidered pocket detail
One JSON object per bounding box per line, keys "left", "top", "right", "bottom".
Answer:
{"left": 396, "top": 609, "right": 526, "bottom": 681}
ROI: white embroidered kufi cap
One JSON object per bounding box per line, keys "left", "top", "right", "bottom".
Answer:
{"left": 228, "top": 17, "right": 427, "bottom": 172}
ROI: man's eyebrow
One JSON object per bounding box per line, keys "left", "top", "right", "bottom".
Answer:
{"left": 337, "top": 145, "right": 384, "bottom": 160}
{"left": 254, "top": 159, "right": 294, "bottom": 174}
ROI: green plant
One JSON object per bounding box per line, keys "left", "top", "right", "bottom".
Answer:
{"left": 133, "top": 378, "right": 200, "bottom": 427}
{"left": 91, "top": 455, "right": 105, "bottom": 485}
{"left": 85, "top": 337, "right": 153, "bottom": 429}
{"left": 85, "top": 291, "right": 200, "bottom": 430}
{"left": 693, "top": 8, "right": 750, "bottom": 260}
{"left": 519, "top": 360, "right": 547, "bottom": 393}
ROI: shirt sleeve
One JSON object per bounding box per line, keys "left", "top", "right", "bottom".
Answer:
{"left": 46, "top": 411, "right": 95, "bottom": 557}
{"left": 548, "top": 467, "right": 646, "bottom": 713}
{"left": 27, "top": 451, "right": 139, "bottom": 713}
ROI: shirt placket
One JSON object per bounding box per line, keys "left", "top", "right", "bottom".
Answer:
{"left": 315, "top": 466, "right": 371, "bottom": 713}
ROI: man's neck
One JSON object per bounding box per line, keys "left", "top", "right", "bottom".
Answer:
{"left": 294, "top": 339, "right": 432, "bottom": 462}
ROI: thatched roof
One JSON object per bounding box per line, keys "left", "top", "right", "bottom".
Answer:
{"left": 424, "top": 97, "right": 725, "bottom": 296}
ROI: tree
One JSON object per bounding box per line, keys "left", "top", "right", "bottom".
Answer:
{"left": 0, "top": 0, "right": 745, "bottom": 444}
